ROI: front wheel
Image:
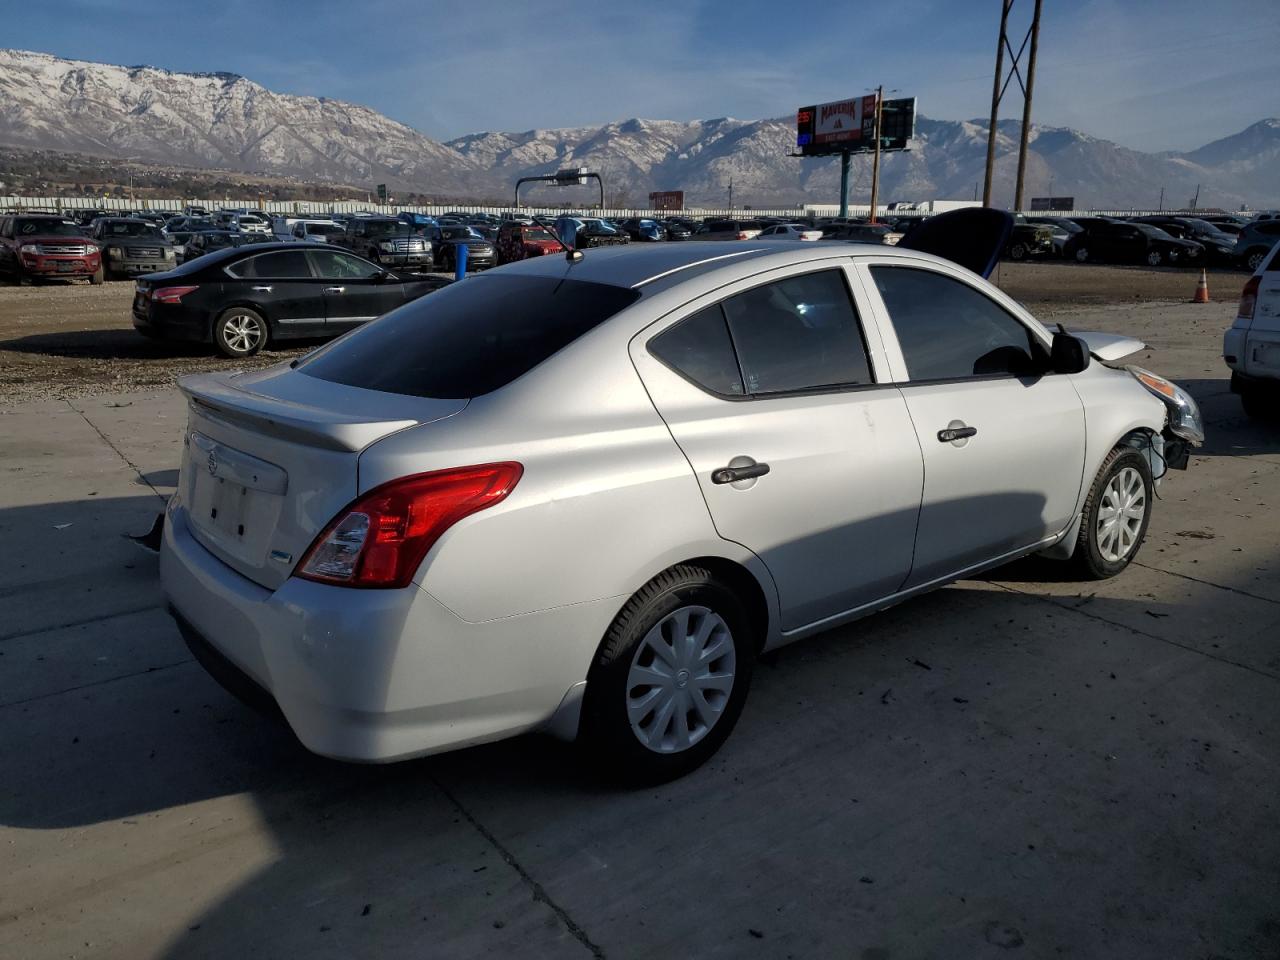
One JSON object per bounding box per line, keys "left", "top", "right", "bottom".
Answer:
{"left": 1009, "top": 242, "right": 1028, "bottom": 261}
{"left": 581, "top": 565, "right": 756, "bottom": 783}
{"left": 1244, "top": 249, "right": 1267, "bottom": 272}
{"left": 213, "top": 307, "right": 268, "bottom": 358}
{"left": 1071, "top": 446, "right": 1154, "bottom": 579}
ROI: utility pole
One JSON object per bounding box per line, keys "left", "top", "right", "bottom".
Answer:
{"left": 838, "top": 150, "right": 850, "bottom": 219}
{"left": 1158, "top": 186, "right": 1164, "bottom": 211}
{"left": 869, "top": 85, "right": 884, "bottom": 224}
{"left": 982, "top": 0, "right": 1012, "bottom": 207}
{"left": 1190, "top": 183, "right": 1201, "bottom": 211}
{"left": 983, "top": 0, "right": 1043, "bottom": 210}
{"left": 728, "top": 176, "right": 733, "bottom": 212}
{"left": 1012, "top": 0, "right": 1043, "bottom": 211}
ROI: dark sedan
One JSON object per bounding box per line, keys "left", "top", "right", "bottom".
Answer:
{"left": 1132, "top": 216, "right": 1239, "bottom": 265}
{"left": 1065, "top": 221, "right": 1202, "bottom": 266}
{"left": 131, "top": 242, "right": 443, "bottom": 358}
{"left": 617, "top": 218, "right": 669, "bottom": 242}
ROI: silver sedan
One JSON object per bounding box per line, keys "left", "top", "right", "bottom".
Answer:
{"left": 161, "top": 232, "right": 1203, "bottom": 782}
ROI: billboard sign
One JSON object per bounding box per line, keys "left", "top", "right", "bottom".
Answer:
{"left": 796, "top": 96, "right": 915, "bottom": 157}
{"left": 1030, "top": 196, "right": 1075, "bottom": 211}
{"left": 649, "top": 190, "right": 685, "bottom": 211}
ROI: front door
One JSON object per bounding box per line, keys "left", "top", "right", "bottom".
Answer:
{"left": 306, "top": 250, "right": 405, "bottom": 329}
{"left": 631, "top": 263, "right": 924, "bottom": 632}
{"left": 861, "top": 262, "right": 1086, "bottom": 586}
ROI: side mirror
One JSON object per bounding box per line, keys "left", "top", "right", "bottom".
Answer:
{"left": 1051, "top": 331, "right": 1090, "bottom": 374}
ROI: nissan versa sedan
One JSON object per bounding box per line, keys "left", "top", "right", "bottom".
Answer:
{"left": 161, "top": 213, "right": 1204, "bottom": 782}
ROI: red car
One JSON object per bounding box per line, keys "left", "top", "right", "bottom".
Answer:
{"left": 0, "top": 214, "right": 103, "bottom": 284}
{"left": 496, "top": 222, "right": 561, "bottom": 264}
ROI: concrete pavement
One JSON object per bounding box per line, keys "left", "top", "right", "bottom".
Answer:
{"left": 1, "top": 301, "right": 1278, "bottom": 959}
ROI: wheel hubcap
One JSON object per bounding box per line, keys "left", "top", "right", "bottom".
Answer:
{"left": 626, "top": 605, "right": 736, "bottom": 754}
{"left": 223, "top": 315, "right": 262, "bottom": 352}
{"left": 1096, "top": 466, "right": 1147, "bottom": 563}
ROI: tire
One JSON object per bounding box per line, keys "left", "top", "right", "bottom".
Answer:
{"left": 90, "top": 265, "right": 104, "bottom": 285}
{"left": 1071, "top": 446, "right": 1154, "bottom": 580}
{"left": 1009, "top": 242, "right": 1028, "bottom": 261}
{"left": 581, "top": 565, "right": 757, "bottom": 783}
{"left": 1146, "top": 249, "right": 1164, "bottom": 267}
{"left": 213, "top": 307, "right": 268, "bottom": 358}
{"left": 1074, "top": 246, "right": 1090, "bottom": 263}
{"left": 1244, "top": 248, "right": 1267, "bottom": 272}
{"left": 1240, "top": 388, "right": 1278, "bottom": 421}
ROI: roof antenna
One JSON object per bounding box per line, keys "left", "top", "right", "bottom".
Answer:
{"left": 531, "top": 213, "right": 583, "bottom": 263}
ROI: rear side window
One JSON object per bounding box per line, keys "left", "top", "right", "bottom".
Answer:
{"left": 871, "top": 266, "right": 1040, "bottom": 381}
{"left": 650, "top": 305, "right": 745, "bottom": 396}
{"left": 722, "top": 270, "right": 872, "bottom": 394}
{"left": 299, "top": 275, "right": 640, "bottom": 399}
{"left": 227, "top": 251, "right": 312, "bottom": 278}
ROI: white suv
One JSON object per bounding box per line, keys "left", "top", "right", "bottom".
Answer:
{"left": 1224, "top": 242, "right": 1280, "bottom": 419}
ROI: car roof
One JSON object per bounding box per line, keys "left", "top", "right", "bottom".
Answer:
{"left": 489, "top": 240, "right": 953, "bottom": 294}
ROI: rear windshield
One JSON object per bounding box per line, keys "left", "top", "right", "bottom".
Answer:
{"left": 298, "top": 275, "right": 640, "bottom": 399}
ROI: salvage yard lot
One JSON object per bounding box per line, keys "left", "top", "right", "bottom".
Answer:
{"left": 1, "top": 260, "right": 1278, "bottom": 959}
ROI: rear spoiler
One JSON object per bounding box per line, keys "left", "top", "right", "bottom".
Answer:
{"left": 179, "top": 373, "right": 422, "bottom": 452}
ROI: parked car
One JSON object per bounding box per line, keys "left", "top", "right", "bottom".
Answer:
{"left": 1132, "top": 216, "right": 1238, "bottom": 265}
{"left": 183, "top": 205, "right": 210, "bottom": 217}
{"left": 333, "top": 217, "right": 433, "bottom": 271}
{"left": 87, "top": 217, "right": 177, "bottom": 279}
{"left": 1234, "top": 219, "right": 1280, "bottom": 272}
{"left": 617, "top": 218, "right": 669, "bottom": 242}
{"left": 180, "top": 230, "right": 273, "bottom": 265}
{"left": 132, "top": 242, "right": 442, "bottom": 358}
{"left": 1066, "top": 221, "right": 1202, "bottom": 266}
{"left": 554, "top": 216, "right": 630, "bottom": 249}
{"left": 1002, "top": 216, "right": 1055, "bottom": 261}
{"left": 1025, "top": 216, "right": 1083, "bottom": 257}
{"left": 290, "top": 221, "right": 347, "bottom": 244}
{"left": 1199, "top": 214, "right": 1250, "bottom": 232}
{"left": 495, "top": 221, "right": 561, "bottom": 264}
{"left": 821, "top": 223, "right": 902, "bottom": 245}
{"left": 0, "top": 214, "right": 103, "bottom": 284}
{"left": 757, "top": 223, "right": 824, "bottom": 241}
{"left": 231, "top": 213, "right": 271, "bottom": 235}
{"left": 397, "top": 212, "right": 438, "bottom": 234}
{"left": 659, "top": 218, "right": 695, "bottom": 240}
{"left": 159, "top": 210, "right": 1201, "bottom": 782}
{"left": 694, "top": 218, "right": 766, "bottom": 240}
{"left": 1224, "top": 242, "right": 1280, "bottom": 419}
{"left": 429, "top": 224, "right": 497, "bottom": 271}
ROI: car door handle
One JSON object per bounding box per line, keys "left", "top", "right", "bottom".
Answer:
{"left": 711, "top": 462, "right": 770, "bottom": 484}
{"left": 251, "top": 285, "right": 273, "bottom": 292}
{"left": 324, "top": 286, "right": 345, "bottom": 294}
{"left": 937, "top": 425, "right": 978, "bottom": 443}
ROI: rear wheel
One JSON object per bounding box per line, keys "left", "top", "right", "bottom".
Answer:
{"left": 213, "top": 307, "right": 268, "bottom": 358}
{"left": 581, "top": 565, "right": 756, "bottom": 783}
{"left": 1009, "top": 242, "right": 1028, "bottom": 261}
{"left": 1146, "top": 249, "right": 1164, "bottom": 267}
{"left": 1071, "top": 447, "right": 1153, "bottom": 579}
{"left": 1074, "top": 246, "right": 1090, "bottom": 263}
{"left": 1244, "top": 248, "right": 1267, "bottom": 272}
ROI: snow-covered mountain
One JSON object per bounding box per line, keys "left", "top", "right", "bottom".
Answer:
{"left": 1, "top": 49, "right": 1276, "bottom": 210}
{"left": 0, "top": 48, "right": 487, "bottom": 197}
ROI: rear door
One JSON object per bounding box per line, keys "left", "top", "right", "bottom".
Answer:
{"left": 226, "top": 250, "right": 326, "bottom": 337}
{"left": 307, "top": 249, "right": 405, "bottom": 329}
{"left": 859, "top": 260, "right": 1086, "bottom": 586}
{"left": 631, "top": 262, "right": 924, "bottom": 632}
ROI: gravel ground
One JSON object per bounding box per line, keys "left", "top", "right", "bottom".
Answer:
{"left": 0, "top": 260, "right": 1250, "bottom": 404}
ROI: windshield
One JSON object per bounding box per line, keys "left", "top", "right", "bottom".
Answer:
{"left": 299, "top": 275, "right": 640, "bottom": 399}
{"left": 442, "top": 227, "right": 483, "bottom": 241}
{"left": 580, "top": 219, "right": 617, "bottom": 234}
{"left": 308, "top": 223, "right": 346, "bottom": 238}
{"left": 1181, "top": 218, "right": 1224, "bottom": 236}
{"left": 103, "top": 221, "right": 163, "bottom": 239}
{"left": 1136, "top": 224, "right": 1176, "bottom": 241}
{"left": 365, "top": 221, "right": 412, "bottom": 238}
{"left": 16, "top": 219, "right": 83, "bottom": 238}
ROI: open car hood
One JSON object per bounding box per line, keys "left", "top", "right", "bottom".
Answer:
{"left": 896, "top": 207, "right": 1014, "bottom": 278}
{"left": 1074, "top": 331, "right": 1146, "bottom": 362}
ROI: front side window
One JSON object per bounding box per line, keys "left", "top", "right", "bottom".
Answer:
{"left": 870, "top": 266, "right": 1041, "bottom": 381}
{"left": 722, "top": 270, "right": 873, "bottom": 394}
{"left": 308, "top": 250, "right": 382, "bottom": 279}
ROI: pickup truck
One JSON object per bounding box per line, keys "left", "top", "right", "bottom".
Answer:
{"left": 88, "top": 217, "right": 177, "bottom": 278}
{"left": 332, "top": 217, "right": 433, "bottom": 270}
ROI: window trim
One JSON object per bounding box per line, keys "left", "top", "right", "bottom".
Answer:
{"left": 645, "top": 265, "right": 881, "bottom": 402}
{"left": 857, "top": 259, "right": 1054, "bottom": 386}
{"left": 305, "top": 248, "right": 384, "bottom": 280}
{"left": 223, "top": 249, "right": 317, "bottom": 280}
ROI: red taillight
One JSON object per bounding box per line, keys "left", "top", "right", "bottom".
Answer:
{"left": 152, "top": 285, "right": 199, "bottom": 304}
{"left": 1238, "top": 275, "right": 1260, "bottom": 320}
{"left": 296, "top": 462, "right": 523, "bottom": 588}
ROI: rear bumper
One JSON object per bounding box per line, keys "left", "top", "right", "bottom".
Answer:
{"left": 132, "top": 304, "right": 209, "bottom": 342}
{"left": 161, "top": 504, "right": 606, "bottom": 761}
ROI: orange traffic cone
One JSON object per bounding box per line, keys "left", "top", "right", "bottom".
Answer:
{"left": 1193, "top": 268, "right": 1210, "bottom": 303}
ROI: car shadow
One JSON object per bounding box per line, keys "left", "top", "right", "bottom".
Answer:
{"left": 1172, "top": 378, "right": 1280, "bottom": 457}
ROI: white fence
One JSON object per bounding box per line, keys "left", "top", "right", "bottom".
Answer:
{"left": 0, "top": 195, "right": 1254, "bottom": 221}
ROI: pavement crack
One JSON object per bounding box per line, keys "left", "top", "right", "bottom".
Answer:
{"left": 0, "top": 603, "right": 166, "bottom": 644}
{"left": 992, "top": 582, "right": 1280, "bottom": 682}
{"left": 66, "top": 398, "right": 167, "bottom": 503}
{"left": 431, "top": 776, "right": 606, "bottom": 959}
{"left": 0, "top": 658, "right": 194, "bottom": 709}
{"left": 1132, "top": 560, "right": 1280, "bottom": 606}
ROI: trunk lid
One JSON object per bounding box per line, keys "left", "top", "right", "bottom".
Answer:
{"left": 897, "top": 207, "right": 1013, "bottom": 278}
{"left": 177, "top": 366, "right": 468, "bottom": 590}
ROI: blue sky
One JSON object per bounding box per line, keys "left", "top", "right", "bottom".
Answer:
{"left": 6, "top": 0, "right": 1278, "bottom": 150}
